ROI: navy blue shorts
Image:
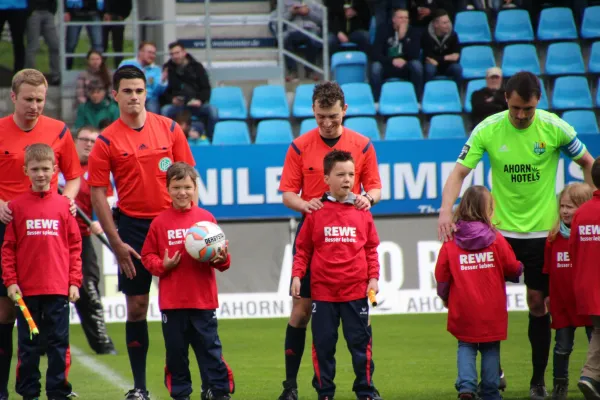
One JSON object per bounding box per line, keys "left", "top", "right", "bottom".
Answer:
{"left": 0, "top": 223, "right": 6, "bottom": 297}
{"left": 117, "top": 212, "right": 153, "bottom": 296}
{"left": 289, "top": 217, "right": 311, "bottom": 299}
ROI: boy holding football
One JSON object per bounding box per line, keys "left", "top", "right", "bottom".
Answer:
{"left": 141, "top": 161, "right": 234, "bottom": 400}
{"left": 291, "top": 150, "right": 381, "bottom": 400}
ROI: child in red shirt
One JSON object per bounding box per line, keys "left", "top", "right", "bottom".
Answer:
{"left": 291, "top": 150, "right": 380, "bottom": 400}
{"left": 141, "top": 162, "right": 234, "bottom": 400}
{"left": 543, "top": 182, "right": 593, "bottom": 398}
{"left": 435, "top": 185, "right": 522, "bottom": 400}
{"left": 1, "top": 143, "right": 82, "bottom": 400}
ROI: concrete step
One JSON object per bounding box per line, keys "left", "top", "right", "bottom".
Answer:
{"left": 176, "top": 1, "right": 271, "bottom": 15}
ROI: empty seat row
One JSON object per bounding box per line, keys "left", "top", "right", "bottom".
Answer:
{"left": 455, "top": 6, "right": 600, "bottom": 44}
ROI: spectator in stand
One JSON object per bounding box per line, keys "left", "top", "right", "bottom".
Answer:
{"left": 102, "top": 0, "right": 132, "bottom": 68}
{"left": 0, "top": 0, "right": 27, "bottom": 74}
{"left": 74, "top": 79, "right": 119, "bottom": 130}
{"left": 161, "top": 41, "right": 219, "bottom": 140}
{"left": 119, "top": 42, "right": 168, "bottom": 114}
{"left": 174, "top": 110, "right": 208, "bottom": 144}
{"left": 64, "top": 0, "right": 104, "bottom": 70}
{"left": 76, "top": 50, "right": 112, "bottom": 108}
{"left": 421, "top": 8, "right": 462, "bottom": 84}
{"left": 470, "top": 67, "right": 507, "bottom": 127}
{"left": 324, "top": 0, "right": 371, "bottom": 55}
{"left": 407, "top": 0, "right": 440, "bottom": 36}
{"left": 370, "top": 8, "right": 423, "bottom": 101}
{"left": 25, "top": 0, "right": 61, "bottom": 85}
{"left": 281, "top": 0, "right": 323, "bottom": 82}
{"left": 491, "top": 0, "right": 522, "bottom": 11}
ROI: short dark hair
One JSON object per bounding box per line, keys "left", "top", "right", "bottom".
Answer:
{"left": 313, "top": 81, "right": 345, "bottom": 109}
{"left": 113, "top": 65, "right": 146, "bottom": 91}
{"left": 323, "top": 150, "right": 354, "bottom": 176}
{"left": 75, "top": 126, "right": 100, "bottom": 138}
{"left": 166, "top": 162, "right": 198, "bottom": 188}
{"left": 505, "top": 71, "right": 541, "bottom": 102}
{"left": 432, "top": 8, "right": 449, "bottom": 21}
{"left": 592, "top": 157, "right": 600, "bottom": 189}
{"left": 168, "top": 40, "right": 185, "bottom": 50}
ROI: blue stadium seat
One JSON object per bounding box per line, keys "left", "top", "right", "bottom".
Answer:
{"left": 494, "top": 9, "right": 534, "bottom": 43}
{"left": 299, "top": 118, "right": 317, "bottom": 135}
{"left": 562, "top": 110, "right": 599, "bottom": 134}
{"left": 344, "top": 117, "right": 380, "bottom": 141}
{"left": 545, "top": 42, "right": 585, "bottom": 76}
{"left": 255, "top": 120, "right": 294, "bottom": 144}
{"left": 212, "top": 121, "right": 251, "bottom": 145}
{"left": 422, "top": 80, "right": 462, "bottom": 114}
{"left": 249, "top": 85, "right": 290, "bottom": 119}
{"left": 589, "top": 42, "right": 600, "bottom": 74}
{"left": 501, "top": 44, "right": 540, "bottom": 77}
{"left": 292, "top": 84, "right": 316, "bottom": 119}
{"left": 454, "top": 11, "right": 492, "bottom": 44}
{"left": 384, "top": 116, "right": 423, "bottom": 140}
{"left": 538, "top": 81, "right": 549, "bottom": 110}
{"left": 464, "top": 79, "right": 487, "bottom": 112}
{"left": 331, "top": 51, "right": 368, "bottom": 85}
{"left": 428, "top": 115, "right": 466, "bottom": 139}
{"left": 460, "top": 45, "right": 496, "bottom": 79}
{"left": 537, "top": 7, "right": 578, "bottom": 41}
{"left": 552, "top": 76, "right": 593, "bottom": 110}
{"left": 581, "top": 6, "right": 600, "bottom": 39}
{"left": 597, "top": 78, "right": 600, "bottom": 107}
{"left": 210, "top": 86, "right": 247, "bottom": 120}
{"left": 378, "top": 81, "right": 419, "bottom": 116}
{"left": 342, "top": 83, "right": 376, "bottom": 116}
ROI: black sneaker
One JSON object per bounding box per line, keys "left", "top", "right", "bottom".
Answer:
{"left": 373, "top": 388, "right": 383, "bottom": 400}
{"left": 499, "top": 370, "right": 507, "bottom": 391}
{"left": 551, "top": 378, "right": 568, "bottom": 400}
{"left": 530, "top": 384, "right": 549, "bottom": 400}
{"left": 278, "top": 380, "right": 298, "bottom": 400}
{"left": 201, "top": 391, "right": 208, "bottom": 400}
{"left": 125, "top": 388, "right": 150, "bottom": 400}
{"left": 205, "top": 389, "right": 231, "bottom": 400}
{"left": 578, "top": 376, "right": 600, "bottom": 399}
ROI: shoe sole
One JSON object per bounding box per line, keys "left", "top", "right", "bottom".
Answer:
{"left": 579, "top": 381, "right": 600, "bottom": 400}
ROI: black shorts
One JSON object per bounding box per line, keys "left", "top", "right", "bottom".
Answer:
{"left": 117, "top": 212, "right": 153, "bottom": 296}
{"left": 0, "top": 223, "right": 6, "bottom": 297}
{"left": 289, "top": 217, "right": 311, "bottom": 299}
{"left": 505, "top": 236, "right": 548, "bottom": 295}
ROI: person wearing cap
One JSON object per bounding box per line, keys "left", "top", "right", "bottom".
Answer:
{"left": 470, "top": 67, "right": 507, "bottom": 127}
{"left": 74, "top": 80, "right": 120, "bottom": 130}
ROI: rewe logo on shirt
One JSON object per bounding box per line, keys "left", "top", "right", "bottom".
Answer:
{"left": 556, "top": 251, "right": 571, "bottom": 268}
{"left": 167, "top": 228, "right": 188, "bottom": 246}
{"left": 579, "top": 225, "right": 600, "bottom": 242}
{"left": 324, "top": 226, "right": 357, "bottom": 243}
{"left": 26, "top": 219, "right": 59, "bottom": 237}
{"left": 459, "top": 251, "right": 495, "bottom": 271}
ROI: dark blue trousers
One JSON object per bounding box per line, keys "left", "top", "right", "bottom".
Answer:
{"left": 162, "top": 309, "right": 234, "bottom": 399}
{"left": 16, "top": 295, "right": 72, "bottom": 399}
{"left": 311, "top": 298, "right": 375, "bottom": 398}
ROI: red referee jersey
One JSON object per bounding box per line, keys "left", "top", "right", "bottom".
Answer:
{"left": 87, "top": 113, "right": 196, "bottom": 219}
{"left": 279, "top": 128, "right": 382, "bottom": 202}
{"left": 0, "top": 115, "right": 82, "bottom": 202}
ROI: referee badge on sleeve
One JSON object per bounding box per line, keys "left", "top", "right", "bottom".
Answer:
{"left": 458, "top": 144, "right": 470, "bottom": 160}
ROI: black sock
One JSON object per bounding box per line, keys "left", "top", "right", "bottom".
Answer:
{"left": 529, "top": 313, "right": 551, "bottom": 386}
{"left": 284, "top": 324, "right": 306, "bottom": 385}
{"left": 126, "top": 320, "right": 149, "bottom": 390}
{"left": 0, "top": 323, "right": 13, "bottom": 396}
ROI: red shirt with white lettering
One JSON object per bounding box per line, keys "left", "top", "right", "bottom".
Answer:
{"left": 543, "top": 235, "right": 591, "bottom": 329}
{"left": 569, "top": 191, "right": 600, "bottom": 316}
{"left": 1, "top": 189, "right": 83, "bottom": 296}
{"left": 73, "top": 164, "right": 114, "bottom": 236}
{"left": 435, "top": 232, "right": 522, "bottom": 343}
{"left": 292, "top": 196, "right": 380, "bottom": 302}
{"left": 141, "top": 204, "right": 230, "bottom": 310}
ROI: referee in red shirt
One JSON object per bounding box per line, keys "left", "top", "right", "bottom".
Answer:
{"left": 277, "top": 81, "right": 382, "bottom": 400}
{"left": 88, "top": 66, "right": 196, "bottom": 400}
{"left": 0, "top": 69, "right": 82, "bottom": 400}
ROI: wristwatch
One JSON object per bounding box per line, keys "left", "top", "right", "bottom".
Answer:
{"left": 363, "top": 193, "right": 375, "bottom": 206}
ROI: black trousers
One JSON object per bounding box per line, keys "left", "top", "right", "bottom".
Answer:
{"left": 102, "top": 21, "right": 125, "bottom": 68}
{"left": 16, "top": 295, "right": 72, "bottom": 399}
{"left": 0, "top": 9, "right": 27, "bottom": 72}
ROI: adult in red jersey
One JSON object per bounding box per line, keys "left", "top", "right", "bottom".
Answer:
{"left": 88, "top": 66, "right": 195, "bottom": 400}
{"left": 0, "top": 69, "right": 82, "bottom": 400}
{"left": 278, "top": 81, "right": 382, "bottom": 400}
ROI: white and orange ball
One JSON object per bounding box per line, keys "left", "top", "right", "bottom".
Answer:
{"left": 184, "top": 221, "right": 226, "bottom": 262}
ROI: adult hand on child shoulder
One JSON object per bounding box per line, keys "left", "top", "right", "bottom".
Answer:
{"left": 291, "top": 277, "right": 301, "bottom": 299}
{"left": 0, "top": 200, "right": 12, "bottom": 224}
{"left": 69, "top": 285, "right": 80, "bottom": 303}
{"left": 163, "top": 248, "right": 182, "bottom": 271}
{"left": 7, "top": 284, "right": 21, "bottom": 302}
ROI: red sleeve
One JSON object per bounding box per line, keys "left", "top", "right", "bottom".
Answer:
{"left": 496, "top": 233, "right": 523, "bottom": 280}
{"left": 569, "top": 212, "right": 580, "bottom": 268}
{"left": 279, "top": 143, "right": 303, "bottom": 194}
{"left": 141, "top": 221, "right": 166, "bottom": 277}
{"left": 1, "top": 205, "right": 17, "bottom": 287}
{"left": 434, "top": 244, "right": 451, "bottom": 301}
{"left": 67, "top": 213, "right": 83, "bottom": 287}
{"left": 58, "top": 128, "right": 84, "bottom": 180}
{"left": 360, "top": 142, "right": 382, "bottom": 192}
{"left": 292, "top": 213, "right": 314, "bottom": 278}
{"left": 364, "top": 211, "right": 380, "bottom": 280}
{"left": 87, "top": 136, "right": 112, "bottom": 187}
{"left": 172, "top": 123, "right": 196, "bottom": 167}
{"left": 542, "top": 238, "right": 552, "bottom": 275}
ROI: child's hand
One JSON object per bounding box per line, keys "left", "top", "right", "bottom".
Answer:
{"left": 69, "top": 285, "right": 80, "bottom": 303}
{"left": 210, "top": 241, "right": 229, "bottom": 265}
{"left": 367, "top": 278, "right": 379, "bottom": 295}
{"left": 291, "top": 277, "right": 301, "bottom": 298}
{"left": 7, "top": 284, "right": 21, "bottom": 301}
{"left": 163, "top": 248, "right": 182, "bottom": 270}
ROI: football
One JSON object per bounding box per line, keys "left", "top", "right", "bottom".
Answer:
{"left": 184, "top": 221, "right": 227, "bottom": 262}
